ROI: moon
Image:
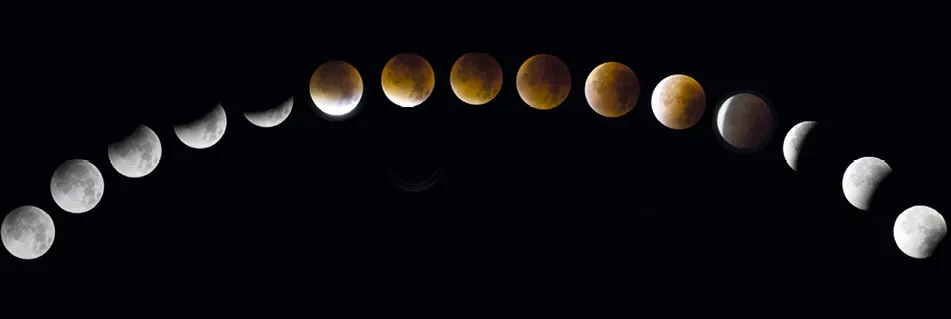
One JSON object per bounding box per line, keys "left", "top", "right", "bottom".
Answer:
{"left": 584, "top": 62, "right": 640, "bottom": 118}
{"left": 715, "top": 93, "right": 775, "bottom": 152}
{"left": 516, "top": 53, "right": 571, "bottom": 110}
{"left": 310, "top": 60, "right": 364, "bottom": 116}
{"left": 1, "top": 205, "right": 55, "bottom": 260}
{"left": 244, "top": 96, "right": 293, "bottom": 128}
{"left": 450, "top": 53, "right": 503, "bottom": 105}
{"left": 173, "top": 104, "right": 227, "bottom": 149}
{"left": 782, "top": 121, "right": 818, "bottom": 172}
{"left": 382, "top": 53, "right": 435, "bottom": 108}
{"left": 841, "top": 156, "right": 892, "bottom": 211}
{"left": 894, "top": 205, "right": 947, "bottom": 259}
{"left": 50, "top": 159, "right": 104, "bottom": 214}
{"left": 108, "top": 124, "right": 162, "bottom": 178}
{"left": 651, "top": 74, "right": 706, "bottom": 130}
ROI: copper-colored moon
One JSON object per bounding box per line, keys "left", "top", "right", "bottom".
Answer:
{"left": 450, "top": 53, "right": 503, "bottom": 105}
{"left": 381, "top": 53, "right": 435, "bottom": 108}
{"left": 584, "top": 62, "right": 640, "bottom": 118}
{"left": 309, "top": 60, "right": 363, "bottom": 117}
{"left": 716, "top": 93, "right": 775, "bottom": 151}
{"left": 651, "top": 74, "right": 706, "bottom": 130}
{"left": 516, "top": 54, "right": 571, "bottom": 110}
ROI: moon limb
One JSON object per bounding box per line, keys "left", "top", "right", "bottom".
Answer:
{"left": 841, "top": 156, "right": 891, "bottom": 211}
{"left": 174, "top": 104, "right": 228, "bottom": 149}
{"left": 893, "top": 205, "right": 947, "bottom": 259}
{"left": 50, "top": 159, "right": 104, "bottom": 214}
{"left": 108, "top": 124, "right": 162, "bottom": 178}
{"left": 244, "top": 97, "right": 294, "bottom": 128}
{"left": 782, "top": 121, "right": 817, "bottom": 172}
{"left": 310, "top": 60, "right": 364, "bottom": 117}
{"left": 1, "top": 205, "right": 55, "bottom": 260}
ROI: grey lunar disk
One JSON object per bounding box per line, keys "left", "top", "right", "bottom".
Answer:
{"left": 108, "top": 125, "right": 162, "bottom": 178}
{"left": 244, "top": 97, "right": 294, "bottom": 128}
{"left": 50, "top": 159, "right": 105, "bottom": 214}
{"left": 893, "top": 205, "right": 947, "bottom": 259}
{"left": 841, "top": 156, "right": 891, "bottom": 211}
{"left": 174, "top": 104, "right": 227, "bottom": 149}
{"left": 782, "top": 121, "right": 817, "bottom": 172}
{"left": 716, "top": 93, "right": 775, "bottom": 152}
{"left": 1, "top": 205, "right": 55, "bottom": 260}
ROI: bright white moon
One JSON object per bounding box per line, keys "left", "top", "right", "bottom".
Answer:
{"left": 174, "top": 104, "right": 227, "bottom": 149}
{"left": 1, "top": 205, "right": 55, "bottom": 260}
{"left": 841, "top": 156, "right": 891, "bottom": 211}
{"left": 782, "top": 121, "right": 817, "bottom": 172}
{"left": 108, "top": 124, "right": 162, "bottom": 178}
{"left": 50, "top": 159, "right": 104, "bottom": 214}
{"left": 244, "top": 97, "right": 293, "bottom": 128}
{"left": 893, "top": 205, "right": 947, "bottom": 259}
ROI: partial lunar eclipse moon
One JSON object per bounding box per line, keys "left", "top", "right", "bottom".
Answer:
{"left": 1, "top": 205, "right": 55, "bottom": 260}
{"left": 50, "top": 159, "right": 104, "bottom": 214}
{"left": 244, "top": 97, "right": 294, "bottom": 128}
{"left": 382, "top": 53, "right": 435, "bottom": 108}
{"left": 108, "top": 124, "right": 162, "bottom": 178}
{"left": 782, "top": 121, "right": 817, "bottom": 172}
{"left": 841, "top": 156, "right": 891, "bottom": 211}
{"left": 651, "top": 74, "right": 706, "bottom": 130}
{"left": 310, "top": 60, "right": 364, "bottom": 117}
{"left": 894, "top": 205, "right": 947, "bottom": 259}
{"left": 715, "top": 93, "right": 775, "bottom": 153}
{"left": 174, "top": 104, "right": 227, "bottom": 149}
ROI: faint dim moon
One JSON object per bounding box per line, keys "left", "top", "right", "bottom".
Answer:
{"left": 1, "top": 205, "right": 54, "bottom": 260}
{"left": 389, "top": 163, "right": 444, "bottom": 192}
{"left": 584, "top": 62, "right": 640, "bottom": 118}
{"left": 894, "top": 205, "right": 947, "bottom": 259}
{"left": 450, "top": 53, "right": 503, "bottom": 105}
{"left": 244, "top": 96, "right": 293, "bottom": 128}
{"left": 651, "top": 74, "right": 706, "bottom": 130}
{"left": 841, "top": 156, "right": 891, "bottom": 211}
{"left": 715, "top": 93, "right": 775, "bottom": 152}
{"left": 782, "top": 121, "right": 817, "bottom": 172}
{"left": 310, "top": 60, "right": 364, "bottom": 117}
{"left": 50, "top": 159, "right": 104, "bottom": 214}
{"left": 382, "top": 53, "right": 435, "bottom": 108}
{"left": 174, "top": 104, "right": 227, "bottom": 149}
{"left": 108, "top": 124, "right": 162, "bottom": 178}
{"left": 516, "top": 54, "right": 571, "bottom": 110}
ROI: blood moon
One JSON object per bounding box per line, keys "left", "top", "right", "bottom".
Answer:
{"left": 381, "top": 53, "right": 435, "bottom": 108}
{"left": 516, "top": 54, "right": 571, "bottom": 110}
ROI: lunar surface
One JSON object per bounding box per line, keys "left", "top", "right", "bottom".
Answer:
{"left": 310, "top": 60, "right": 364, "bottom": 116}
{"left": 715, "top": 93, "right": 774, "bottom": 151}
{"left": 382, "top": 53, "right": 435, "bottom": 108}
{"left": 450, "top": 53, "right": 503, "bottom": 105}
{"left": 108, "top": 124, "right": 162, "bottom": 178}
{"left": 651, "top": 74, "right": 706, "bottom": 130}
{"left": 50, "top": 159, "right": 104, "bottom": 214}
{"left": 516, "top": 53, "right": 571, "bottom": 110}
{"left": 894, "top": 205, "right": 947, "bottom": 259}
{"left": 174, "top": 104, "right": 227, "bottom": 149}
{"left": 584, "top": 62, "right": 640, "bottom": 118}
{"left": 244, "top": 96, "right": 293, "bottom": 128}
{"left": 1, "top": 205, "right": 55, "bottom": 260}
{"left": 782, "top": 121, "right": 818, "bottom": 172}
{"left": 841, "top": 156, "right": 891, "bottom": 211}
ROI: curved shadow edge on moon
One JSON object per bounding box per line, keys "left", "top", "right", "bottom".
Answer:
{"left": 50, "top": 159, "right": 104, "bottom": 214}
{"left": 714, "top": 92, "right": 775, "bottom": 153}
{"left": 244, "top": 96, "right": 294, "bottom": 128}
{"left": 841, "top": 156, "right": 891, "bottom": 211}
{"left": 893, "top": 205, "right": 947, "bottom": 259}
{"left": 388, "top": 165, "right": 445, "bottom": 192}
{"left": 310, "top": 60, "right": 364, "bottom": 117}
{"left": 174, "top": 104, "right": 228, "bottom": 149}
{"left": 108, "top": 124, "right": 162, "bottom": 178}
{"left": 782, "top": 121, "right": 817, "bottom": 172}
{"left": 2, "top": 205, "right": 55, "bottom": 260}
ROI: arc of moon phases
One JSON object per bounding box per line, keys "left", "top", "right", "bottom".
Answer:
{"left": 174, "top": 104, "right": 227, "bottom": 149}
{"left": 50, "top": 159, "right": 104, "bottom": 214}
{"left": 516, "top": 53, "right": 571, "bottom": 110}
{"left": 450, "top": 53, "right": 503, "bottom": 105}
{"left": 782, "top": 121, "right": 818, "bottom": 172}
{"left": 893, "top": 205, "right": 947, "bottom": 259}
{"left": 651, "top": 74, "right": 706, "bottom": 129}
{"left": 108, "top": 124, "right": 162, "bottom": 178}
{"left": 382, "top": 53, "right": 435, "bottom": 108}
{"left": 310, "top": 60, "right": 364, "bottom": 117}
{"left": 244, "top": 96, "right": 293, "bottom": 128}
{"left": 584, "top": 62, "right": 640, "bottom": 118}
{"left": 841, "top": 156, "right": 891, "bottom": 211}
{"left": 2, "top": 205, "right": 55, "bottom": 260}
{"left": 715, "top": 93, "right": 775, "bottom": 152}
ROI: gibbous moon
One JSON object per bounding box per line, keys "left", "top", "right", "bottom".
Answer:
{"left": 382, "top": 53, "right": 435, "bottom": 108}
{"left": 651, "top": 74, "right": 706, "bottom": 130}
{"left": 50, "top": 159, "right": 104, "bottom": 214}
{"left": 310, "top": 60, "right": 364, "bottom": 117}
{"left": 2, "top": 205, "right": 54, "bottom": 260}
{"left": 584, "top": 62, "right": 640, "bottom": 118}
{"left": 782, "top": 121, "right": 818, "bottom": 172}
{"left": 516, "top": 53, "right": 571, "bottom": 110}
{"left": 108, "top": 124, "right": 162, "bottom": 178}
{"left": 174, "top": 104, "right": 227, "bottom": 149}
{"left": 715, "top": 93, "right": 775, "bottom": 152}
{"left": 841, "top": 156, "right": 891, "bottom": 211}
{"left": 244, "top": 97, "right": 293, "bottom": 128}
{"left": 894, "top": 205, "right": 947, "bottom": 259}
{"left": 450, "top": 53, "right": 503, "bottom": 105}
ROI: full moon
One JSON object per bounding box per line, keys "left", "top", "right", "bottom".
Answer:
{"left": 450, "top": 53, "right": 503, "bottom": 105}
{"left": 50, "top": 159, "right": 104, "bottom": 214}
{"left": 651, "top": 74, "right": 706, "bottom": 130}
{"left": 516, "top": 53, "right": 571, "bottom": 110}
{"left": 782, "top": 121, "right": 818, "bottom": 172}
{"left": 174, "top": 104, "right": 227, "bottom": 149}
{"left": 584, "top": 62, "right": 640, "bottom": 118}
{"left": 1, "top": 205, "right": 55, "bottom": 260}
{"left": 893, "top": 205, "right": 947, "bottom": 259}
{"left": 310, "top": 60, "right": 364, "bottom": 117}
{"left": 108, "top": 124, "right": 162, "bottom": 178}
{"left": 841, "top": 156, "right": 891, "bottom": 211}
{"left": 382, "top": 53, "right": 435, "bottom": 108}
{"left": 715, "top": 93, "right": 775, "bottom": 152}
{"left": 244, "top": 96, "right": 293, "bottom": 128}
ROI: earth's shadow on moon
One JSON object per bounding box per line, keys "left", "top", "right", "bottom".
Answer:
{"left": 710, "top": 89, "right": 778, "bottom": 155}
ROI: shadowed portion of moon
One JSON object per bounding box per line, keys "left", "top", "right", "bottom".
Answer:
{"left": 782, "top": 121, "right": 817, "bottom": 172}
{"left": 310, "top": 60, "right": 364, "bottom": 117}
{"left": 651, "top": 74, "right": 705, "bottom": 130}
{"left": 244, "top": 96, "right": 293, "bottom": 128}
{"left": 841, "top": 156, "right": 891, "bottom": 211}
{"left": 2, "top": 205, "right": 55, "bottom": 260}
{"left": 382, "top": 53, "right": 435, "bottom": 108}
{"left": 388, "top": 162, "right": 444, "bottom": 192}
{"left": 584, "top": 62, "right": 640, "bottom": 118}
{"left": 108, "top": 124, "right": 162, "bottom": 178}
{"left": 894, "top": 205, "right": 947, "bottom": 259}
{"left": 450, "top": 53, "right": 503, "bottom": 105}
{"left": 173, "top": 104, "right": 227, "bottom": 149}
{"left": 516, "top": 54, "right": 571, "bottom": 110}
{"left": 715, "top": 93, "right": 775, "bottom": 153}
{"left": 50, "top": 159, "right": 104, "bottom": 214}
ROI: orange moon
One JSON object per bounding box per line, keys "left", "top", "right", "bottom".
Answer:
{"left": 381, "top": 53, "right": 435, "bottom": 108}
{"left": 309, "top": 60, "right": 363, "bottom": 117}
{"left": 584, "top": 62, "right": 640, "bottom": 118}
{"left": 450, "top": 53, "right": 503, "bottom": 105}
{"left": 516, "top": 54, "right": 571, "bottom": 110}
{"left": 651, "top": 74, "right": 706, "bottom": 130}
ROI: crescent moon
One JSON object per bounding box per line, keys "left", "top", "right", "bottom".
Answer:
{"left": 243, "top": 97, "right": 294, "bottom": 128}
{"left": 173, "top": 104, "right": 227, "bottom": 149}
